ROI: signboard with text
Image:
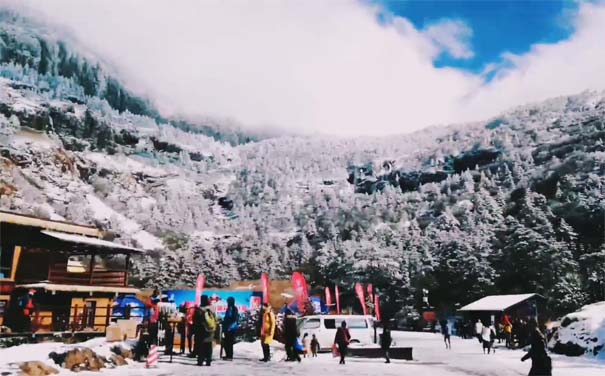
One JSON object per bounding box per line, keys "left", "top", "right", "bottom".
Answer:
{"left": 164, "top": 289, "right": 262, "bottom": 318}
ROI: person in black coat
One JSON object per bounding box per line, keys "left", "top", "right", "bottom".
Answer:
{"left": 193, "top": 295, "right": 218, "bottom": 366}
{"left": 222, "top": 297, "right": 239, "bottom": 360}
{"left": 521, "top": 319, "right": 552, "bottom": 376}
{"left": 380, "top": 321, "right": 393, "bottom": 363}
{"left": 283, "top": 309, "right": 300, "bottom": 362}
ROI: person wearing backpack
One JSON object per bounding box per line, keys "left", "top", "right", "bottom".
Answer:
{"left": 193, "top": 295, "right": 218, "bottom": 366}
{"left": 222, "top": 297, "right": 239, "bottom": 361}
{"left": 521, "top": 318, "right": 552, "bottom": 376}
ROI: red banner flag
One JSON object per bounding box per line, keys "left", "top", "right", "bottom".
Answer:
{"left": 195, "top": 274, "right": 205, "bottom": 306}
{"left": 261, "top": 273, "right": 270, "bottom": 304}
{"left": 367, "top": 284, "right": 374, "bottom": 301}
{"left": 335, "top": 285, "right": 341, "bottom": 314}
{"left": 355, "top": 282, "right": 367, "bottom": 315}
{"left": 325, "top": 287, "right": 332, "bottom": 310}
{"left": 292, "top": 272, "right": 308, "bottom": 309}
{"left": 374, "top": 295, "right": 381, "bottom": 322}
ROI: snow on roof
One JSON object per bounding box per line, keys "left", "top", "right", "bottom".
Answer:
{"left": 41, "top": 230, "right": 143, "bottom": 254}
{"left": 458, "top": 293, "right": 540, "bottom": 312}
{"left": 16, "top": 282, "right": 140, "bottom": 294}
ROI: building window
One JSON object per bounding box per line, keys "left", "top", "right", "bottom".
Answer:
{"left": 84, "top": 300, "right": 97, "bottom": 328}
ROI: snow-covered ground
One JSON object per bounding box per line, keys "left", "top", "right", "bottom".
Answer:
{"left": 1, "top": 331, "right": 604, "bottom": 376}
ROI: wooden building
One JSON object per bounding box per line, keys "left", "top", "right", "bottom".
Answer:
{"left": 0, "top": 210, "right": 143, "bottom": 332}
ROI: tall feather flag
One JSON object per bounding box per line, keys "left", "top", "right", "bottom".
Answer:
{"left": 335, "top": 285, "right": 341, "bottom": 314}
{"left": 261, "top": 273, "right": 270, "bottom": 304}
{"left": 374, "top": 295, "right": 381, "bottom": 322}
{"left": 355, "top": 282, "right": 367, "bottom": 315}
{"left": 367, "top": 284, "right": 374, "bottom": 302}
{"left": 291, "top": 272, "right": 309, "bottom": 309}
{"left": 325, "top": 287, "right": 332, "bottom": 311}
{"left": 195, "top": 274, "right": 205, "bottom": 306}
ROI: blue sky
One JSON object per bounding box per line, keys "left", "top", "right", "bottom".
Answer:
{"left": 377, "top": 0, "right": 579, "bottom": 73}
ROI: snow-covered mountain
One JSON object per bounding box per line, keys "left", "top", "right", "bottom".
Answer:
{"left": 0, "top": 10, "right": 603, "bottom": 318}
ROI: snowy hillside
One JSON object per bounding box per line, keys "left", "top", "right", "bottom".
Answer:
{"left": 0, "top": 10, "right": 604, "bottom": 319}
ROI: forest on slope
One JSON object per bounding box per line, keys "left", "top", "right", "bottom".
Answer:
{"left": 0, "top": 10, "right": 603, "bottom": 319}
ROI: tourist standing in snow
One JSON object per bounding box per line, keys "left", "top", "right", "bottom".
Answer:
{"left": 504, "top": 321, "right": 513, "bottom": 348}
{"left": 222, "top": 297, "right": 239, "bottom": 361}
{"left": 193, "top": 295, "right": 218, "bottom": 366}
{"left": 178, "top": 301, "right": 195, "bottom": 355}
{"left": 380, "top": 321, "right": 393, "bottom": 363}
{"left": 147, "top": 288, "right": 161, "bottom": 345}
{"left": 177, "top": 303, "right": 187, "bottom": 354}
{"left": 442, "top": 320, "right": 451, "bottom": 349}
{"left": 311, "top": 334, "right": 320, "bottom": 357}
{"left": 475, "top": 319, "right": 483, "bottom": 344}
{"left": 284, "top": 308, "right": 301, "bottom": 362}
{"left": 260, "top": 303, "right": 276, "bottom": 362}
{"left": 185, "top": 302, "right": 195, "bottom": 356}
{"left": 481, "top": 323, "right": 494, "bottom": 354}
{"left": 521, "top": 319, "right": 552, "bottom": 376}
{"left": 334, "top": 321, "right": 351, "bottom": 365}
{"left": 302, "top": 333, "right": 311, "bottom": 358}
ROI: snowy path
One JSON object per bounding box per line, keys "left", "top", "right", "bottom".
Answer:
{"left": 122, "top": 332, "right": 605, "bottom": 376}
{"left": 1, "top": 332, "right": 604, "bottom": 376}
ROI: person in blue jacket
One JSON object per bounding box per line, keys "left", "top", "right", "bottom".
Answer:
{"left": 222, "top": 297, "right": 239, "bottom": 360}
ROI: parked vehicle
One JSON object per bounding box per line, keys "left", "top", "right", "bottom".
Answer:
{"left": 297, "top": 315, "right": 375, "bottom": 351}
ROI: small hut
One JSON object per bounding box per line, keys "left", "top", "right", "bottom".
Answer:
{"left": 458, "top": 293, "right": 545, "bottom": 324}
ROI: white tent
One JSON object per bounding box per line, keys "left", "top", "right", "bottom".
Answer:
{"left": 458, "top": 293, "right": 542, "bottom": 312}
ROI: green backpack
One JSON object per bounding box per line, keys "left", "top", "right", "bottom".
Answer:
{"left": 203, "top": 309, "right": 217, "bottom": 334}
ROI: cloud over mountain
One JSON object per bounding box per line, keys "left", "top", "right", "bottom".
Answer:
{"left": 9, "top": 0, "right": 605, "bottom": 136}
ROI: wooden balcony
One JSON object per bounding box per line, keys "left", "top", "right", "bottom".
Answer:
{"left": 47, "top": 265, "right": 128, "bottom": 287}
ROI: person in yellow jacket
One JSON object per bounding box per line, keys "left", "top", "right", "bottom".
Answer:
{"left": 259, "top": 303, "right": 276, "bottom": 362}
{"left": 504, "top": 323, "right": 513, "bottom": 348}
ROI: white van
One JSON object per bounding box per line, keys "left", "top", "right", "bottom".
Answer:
{"left": 298, "top": 315, "right": 375, "bottom": 351}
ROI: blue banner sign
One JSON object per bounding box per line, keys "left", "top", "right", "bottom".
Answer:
{"left": 164, "top": 289, "right": 262, "bottom": 317}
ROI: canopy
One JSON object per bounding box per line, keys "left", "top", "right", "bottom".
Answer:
{"left": 458, "top": 293, "right": 542, "bottom": 312}
{"left": 41, "top": 230, "right": 143, "bottom": 254}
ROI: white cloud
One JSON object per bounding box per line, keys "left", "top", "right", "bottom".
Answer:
{"left": 423, "top": 19, "right": 474, "bottom": 59}
{"left": 6, "top": 0, "right": 605, "bottom": 136}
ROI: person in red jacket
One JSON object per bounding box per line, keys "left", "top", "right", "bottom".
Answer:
{"left": 334, "top": 321, "right": 351, "bottom": 365}
{"left": 16, "top": 289, "right": 36, "bottom": 332}
{"left": 146, "top": 288, "right": 161, "bottom": 345}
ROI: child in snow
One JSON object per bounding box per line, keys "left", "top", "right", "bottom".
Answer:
{"left": 303, "top": 333, "right": 311, "bottom": 358}
{"left": 311, "top": 334, "right": 320, "bottom": 357}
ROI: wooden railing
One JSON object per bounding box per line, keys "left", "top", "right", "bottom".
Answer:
{"left": 23, "top": 305, "right": 148, "bottom": 333}
{"left": 47, "top": 266, "right": 127, "bottom": 287}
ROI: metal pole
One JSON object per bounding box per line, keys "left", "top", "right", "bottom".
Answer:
{"left": 169, "top": 321, "right": 176, "bottom": 363}
{"left": 219, "top": 324, "right": 224, "bottom": 359}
